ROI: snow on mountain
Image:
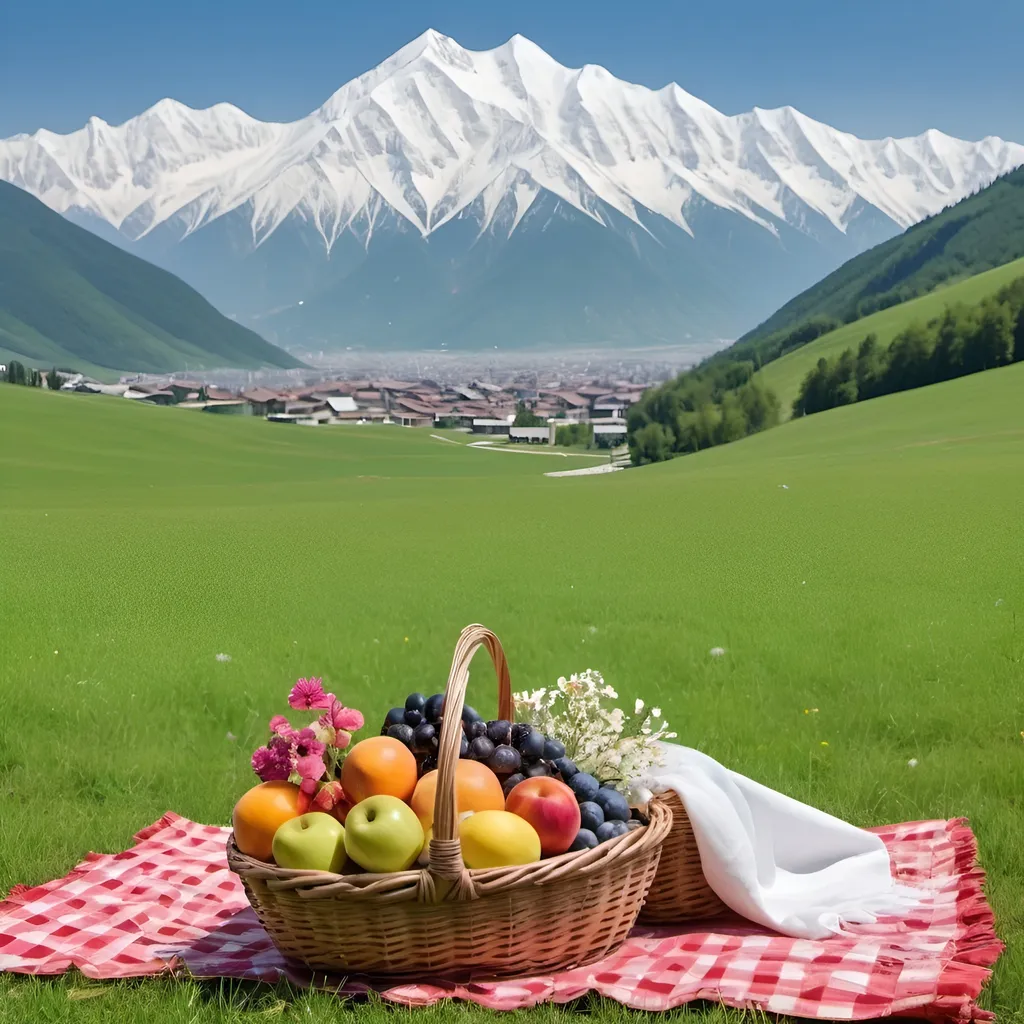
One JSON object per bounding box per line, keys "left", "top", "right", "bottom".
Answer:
{"left": 3, "top": 29, "right": 1023, "bottom": 251}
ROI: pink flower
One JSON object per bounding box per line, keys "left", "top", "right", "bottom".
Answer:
{"left": 292, "top": 727, "right": 326, "bottom": 759}
{"left": 251, "top": 746, "right": 291, "bottom": 782}
{"left": 268, "top": 735, "right": 292, "bottom": 756}
{"left": 332, "top": 730, "right": 352, "bottom": 750}
{"left": 296, "top": 754, "right": 327, "bottom": 787}
{"left": 268, "top": 714, "right": 291, "bottom": 736}
{"left": 288, "top": 677, "right": 332, "bottom": 711}
{"left": 333, "top": 704, "right": 365, "bottom": 732}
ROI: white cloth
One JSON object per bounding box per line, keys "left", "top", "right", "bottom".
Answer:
{"left": 628, "top": 743, "right": 924, "bottom": 939}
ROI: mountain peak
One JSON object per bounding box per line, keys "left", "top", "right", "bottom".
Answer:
{"left": 2, "top": 29, "right": 1022, "bottom": 247}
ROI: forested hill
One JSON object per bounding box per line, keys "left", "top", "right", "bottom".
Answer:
{"left": 723, "top": 164, "right": 1024, "bottom": 368}
{"left": 0, "top": 182, "right": 304, "bottom": 374}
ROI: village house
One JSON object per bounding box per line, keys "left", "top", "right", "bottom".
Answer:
{"left": 241, "top": 387, "right": 286, "bottom": 416}
{"left": 472, "top": 418, "right": 512, "bottom": 436}
{"left": 509, "top": 425, "right": 555, "bottom": 444}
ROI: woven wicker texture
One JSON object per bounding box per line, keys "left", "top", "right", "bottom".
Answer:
{"left": 228, "top": 624, "right": 673, "bottom": 978}
{"left": 638, "top": 790, "right": 726, "bottom": 923}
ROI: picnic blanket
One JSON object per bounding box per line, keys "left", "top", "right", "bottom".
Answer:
{"left": 0, "top": 813, "right": 1001, "bottom": 1021}
{"left": 630, "top": 743, "right": 926, "bottom": 938}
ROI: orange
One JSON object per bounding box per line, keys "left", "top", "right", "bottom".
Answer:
{"left": 411, "top": 759, "right": 505, "bottom": 831}
{"left": 232, "top": 780, "right": 302, "bottom": 861}
{"left": 340, "top": 735, "right": 418, "bottom": 804}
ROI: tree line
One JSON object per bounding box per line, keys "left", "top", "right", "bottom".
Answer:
{"left": 626, "top": 361, "right": 781, "bottom": 465}
{"left": 792, "top": 277, "right": 1024, "bottom": 418}
{"left": 3, "top": 361, "right": 62, "bottom": 388}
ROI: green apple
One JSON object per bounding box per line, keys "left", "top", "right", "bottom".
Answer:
{"left": 344, "top": 795, "right": 424, "bottom": 873}
{"left": 272, "top": 812, "right": 347, "bottom": 873}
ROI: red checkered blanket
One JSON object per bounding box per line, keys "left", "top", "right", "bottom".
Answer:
{"left": 0, "top": 814, "right": 1001, "bottom": 1021}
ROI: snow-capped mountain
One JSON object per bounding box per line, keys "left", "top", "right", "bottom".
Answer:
{"left": 3, "top": 29, "right": 1022, "bottom": 353}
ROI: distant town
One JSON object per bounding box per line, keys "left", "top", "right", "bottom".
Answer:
{"left": 41, "top": 365, "right": 664, "bottom": 447}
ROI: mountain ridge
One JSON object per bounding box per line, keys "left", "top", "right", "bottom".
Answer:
{"left": 3, "top": 30, "right": 1022, "bottom": 353}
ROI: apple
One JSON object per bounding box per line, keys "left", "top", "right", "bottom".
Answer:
{"left": 272, "top": 812, "right": 347, "bottom": 873}
{"left": 344, "top": 795, "right": 424, "bottom": 873}
{"left": 505, "top": 776, "right": 581, "bottom": 856}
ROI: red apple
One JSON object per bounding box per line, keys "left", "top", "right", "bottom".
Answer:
{"left": 505, "top": 776, "right": 581, "bottom": 856}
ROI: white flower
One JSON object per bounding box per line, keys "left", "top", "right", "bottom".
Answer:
{"left": 907, "top": 758, "right": 919, "bottom": 768}
{"left": 709, "top": 647, "right": 725, "bottom": 657}
{"left": 651, "top": 707, "right": 662, "bottom": 718}
{"left": 634, "top": 698, "right": 645, "bottom": 715}
{"left": 215, "top": 653, "right": 232, "bottom": 662}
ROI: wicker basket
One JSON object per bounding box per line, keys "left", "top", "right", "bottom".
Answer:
{"left": 637, "top": 790, "right": 726, "bottom": 923}
{"left": 227, "top": 624, "right": 673, "bottom": 978}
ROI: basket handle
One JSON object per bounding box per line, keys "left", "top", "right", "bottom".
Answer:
{"left": 425, "top": 625, "right": 513, "bottom": 893}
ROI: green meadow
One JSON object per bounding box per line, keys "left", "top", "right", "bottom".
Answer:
{"left": 754, "top": 256, "right": 1024, "bottom": 414}
{"left": 2, "top": 370, "right": 1023, "bottom": 1022}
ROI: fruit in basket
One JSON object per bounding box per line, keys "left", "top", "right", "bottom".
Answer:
{"left": 386, "top": 723, "right": 416, "bottom": 747}
{"left": 567, "top": 772, "right": 600, "bottom": 803}
{"left": 502, "top": 772, "right": 525, "bottom": 796}
{"left": 461, "top": 704, "right": 484, "bottom": 725}
{"left": 424, "top": 693, "right": 445, "bottom": 722}
{"left": 412, "top": 722, "right": 437, "bottom": 752}
{"left": 403, "top": 708, "right": 423, "bottom": 728}
{"left": 410, "top": 759, "right": 505, "bottom": 830}
{"left": 232, "top": 781, "right": 303, "bottom": 861}
{"left": 459, "top": 734, "right": 470, "bottom": 758}
{"left": 504, "top": 776, "right": 581, "bottom": 856}
{"left": 487, "top": 744, "right": 521, "bottom": 775}
{"left": 486, "top": 719, "right": 512, "bottom": 745}
{"left": 594, "top": 787, "right": 632, "bottom": 822}
{"left": 569, "top": 828, "right": 599, "bottom": 852}
{"left": 515, "top": 727, "right": 546, "bottom": 762}
{"left": 343, "top": 795, "right": 424, "bottom": 872}
{"left": 578, "top": 800, "right": 605, "bottom": 833}
{"left": 468, "top": 736, "right": 495, "bottom": 761}
{"left": 341, "top": 735, "right": 418, "bottom": 803}
{"left": 596, "top": 820, "right": 630, "bottom": 843}
{"left": 459, "top": 810, "right": 541, "bottom": 868}
{"left": 405, "top": 692, "right": 427, "bottom": 713}
{"left": 526, "top": 762, "right": 555, "bottom": 778}
{"left": 272, "top": 811, "right": 347, "bottom": 872}
{"left": 382, "top": 707, "right": 406, "bottom": 733}
{"left": 552, "top": 756, "right": 578, "bottom": 779}
{"left": 543, "top": 737, "right": 566, "bottom": 761}
{"left": 464, "top": 719, "right": 487, "bottom": 741}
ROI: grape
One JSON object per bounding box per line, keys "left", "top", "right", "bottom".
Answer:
{"left": 465, "top": 719, "right": 487, "bottom": 740}
{"left": 567, "top": 773, "right": 600, "bottom": 802}
{"left": 412, "top": 722, "right": 437, "bottom": 752}
{"left": 387, "top": 723, "right": 415, "bottom": 747}
{"left": 569, "top": 829, "right": 599, "bottom": 852}
{"left": 525, "top": 762, "right": 552, "bottom": 778}
{"left": 461, "top": 704, "right": 483, "bottom": 725}
{"left": 424, "top": 693, "right": 445, "bottom": 722}
{"left": 403, "top": 708, "right": 423, "bottom": 728}
{"left": 405, "top": 692, "right": 427, "bottom": 713}
{"left": 518, "top": 730, "right": 546, "bottom": 762}
{"left": 384, "top": 707, "right": 405, "bottom": 728}
{"left": 596, "top": 820, "right": 630, "bottom": 843}
{"left": 459, "top": 734, "right": 470, "bottom": 758}
{"left": 487, "top": 744, "right": 521, "bottom": 774}
{"left": 594, "top": 788, "right": 631, "bottom": 822}
{"left": 553, "top": 756, "right": 578, "bottom": 780}
{"left": 469, "top": 736, "right": 495, "bottom": 761}
{"left": 510, "top": 723, "right": 532, "bottom": 747}
{"left": 502, "top": 772, "right": 526, "bottom": 796}
{"left": 543, "top": 737, "right": 566, "bottom": 761}
{"left": 486, "top": 719, "right": 512, "bottom": 745}
{"left": 578, "top": 801, "right": 605, "bottom": 833}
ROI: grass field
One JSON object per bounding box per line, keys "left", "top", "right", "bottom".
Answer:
{"left": 2, "top": 373, "right": 1023, "bottom": 1022}
{"left": 754, "top": 256, "right": 1024, "bottom": 415}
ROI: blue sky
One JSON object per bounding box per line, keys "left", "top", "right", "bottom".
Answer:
{"left": 2, "top": 0, "right": 1022, "bottom": 142}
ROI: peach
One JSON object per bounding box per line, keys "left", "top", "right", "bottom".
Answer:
{"left": 504, "top": 776, "right": 581, "bottom": 856}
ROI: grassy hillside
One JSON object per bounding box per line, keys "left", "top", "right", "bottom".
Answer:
{"left": 755, "top": 255, "right": 1024, "bottom": 413}
{"left": 0, "top": 181, "right": 304, "bottom": 374}
{"left": 2, "top": 377, "right": 1023, "bottom": 1020}
{"left": 731, "top": 165, "right": 1024, "bottom": 363}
